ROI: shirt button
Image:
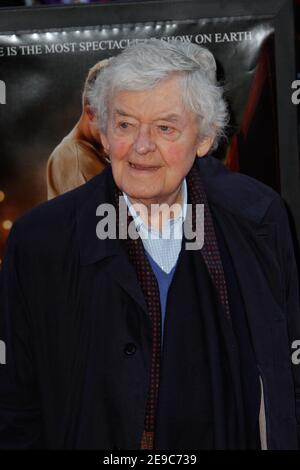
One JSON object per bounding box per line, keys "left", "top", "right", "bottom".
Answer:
{"left": 124, "top": 342, "right": 137, "bottom": 356}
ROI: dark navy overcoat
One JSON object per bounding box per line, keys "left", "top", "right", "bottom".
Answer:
{"left": 0, "top": 156, "right": 299, "bottom": 449}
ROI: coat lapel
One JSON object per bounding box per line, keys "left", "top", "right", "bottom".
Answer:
{"left": 211, "top": 204, "right": 285, "bottom": 364}
{"left": 106, "top": 254, "right": 148, "bottom": 315}
{"left": 76, "top": 166, "right": 148, "bottom": 315}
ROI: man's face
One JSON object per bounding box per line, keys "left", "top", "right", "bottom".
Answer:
{"left": 101, "top": 75, "right": 212, "bottom": 206}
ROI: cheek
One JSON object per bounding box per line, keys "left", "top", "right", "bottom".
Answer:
{"left": 163, "top": 142, "right": 196, "bottom": 171}
{"left": 110, "top": 139, "right": 131, "bottom": 161}
{"left": 106, "top": 125, "right": 133, "bottom": 161}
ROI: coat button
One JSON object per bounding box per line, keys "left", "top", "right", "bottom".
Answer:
{"left": 124, "top": 342, "right": 137, "bottom": 355}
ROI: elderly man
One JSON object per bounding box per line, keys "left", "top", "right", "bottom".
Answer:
{"left": 46, "top": 59, "right": 110, "bottom": 199}
{"left": 0, "top": 39, "right": 299, "bottom": 450}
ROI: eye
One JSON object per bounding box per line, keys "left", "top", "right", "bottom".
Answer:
{"left": 119, "top": 121, "right": 131, "bottom": 129}
{"left": 159, "top": 125, "right": 172, "bottom": 133}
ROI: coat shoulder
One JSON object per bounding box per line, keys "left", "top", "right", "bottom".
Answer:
{"left": 197, "top": 156, "right": 282, "bottom": 224}
{"left": 7, "top": 168, "right": 108, "bottom": 252}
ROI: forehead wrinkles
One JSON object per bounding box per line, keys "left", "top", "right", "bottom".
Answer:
{"left": 110, "top": 100, "right": 193, "bottom": 128}
{"left": 109, "top": 77, "right": 187, "bottom": 118}
{"left": 113, "top": 107, "right": 187, "bottom": 124}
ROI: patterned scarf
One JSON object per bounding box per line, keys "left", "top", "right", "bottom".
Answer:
{"left": 113, "top": 159, "right": 231, "bottom": 450}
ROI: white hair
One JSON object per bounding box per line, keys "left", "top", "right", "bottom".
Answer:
{"left": 88, "top": 39, "right": 229, "bottom": 151}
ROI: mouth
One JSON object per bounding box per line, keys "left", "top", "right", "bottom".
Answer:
{"left": 128, "top": 162, "right": 161, "bottom": 172}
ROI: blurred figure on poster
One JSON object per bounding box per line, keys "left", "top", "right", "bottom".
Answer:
{"left": 46, "top": 59, "right": 110, "bottom": 199}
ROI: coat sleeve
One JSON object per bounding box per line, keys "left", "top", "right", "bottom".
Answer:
{"left": 283, "top": 207, "right": 300, "bottom": 444}
{"left": 267, "top": 195, "right": 300, "bottom": 442}
{"left": 0, "top": 223, "right": 44, "bottom": 449}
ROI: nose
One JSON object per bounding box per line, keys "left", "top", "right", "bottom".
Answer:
{"left": 133, "top": 124, "right": 156, "bottom": 155}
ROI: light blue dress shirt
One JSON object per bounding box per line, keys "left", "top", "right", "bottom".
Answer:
{"left": 122, "top": 179, "right": 187, "bottom": 273}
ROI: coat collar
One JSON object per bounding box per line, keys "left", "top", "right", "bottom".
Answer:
{"left": 76, "top": 156, "right": 275, "bottom": 267}
{"left": 76, "top": 164, "right": 148, "bottom": 313}
{"left": 76, "top": 163, "right": 127, "bottom": 266}
{"left": 196, "top": 156, "right": 275, "bottom": 225}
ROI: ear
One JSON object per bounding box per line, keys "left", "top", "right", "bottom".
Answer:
{"left": 196, "top": 136, "right": 214, "bottom": 157}
{"left": 99, "top": 130, "right": 110, "bottom": 154}
{"left": 84, "top": 104, "right": 96, "bottom": 121}
{"left": 85, "top": 104, "right": 96, "bottom": 121}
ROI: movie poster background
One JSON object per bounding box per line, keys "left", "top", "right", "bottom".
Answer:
{"left": 0, "top": 17, "right": 278, "bottom": 264}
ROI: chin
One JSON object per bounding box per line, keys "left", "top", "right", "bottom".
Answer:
{"left": 127, "top": 192, "right": 156, "bottom": 201}
{"left": 122, "top": 182, "right": 159, "bottom": 199}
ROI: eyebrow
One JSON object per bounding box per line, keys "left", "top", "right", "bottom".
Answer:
{"left": 114, "top": 109, "right": 181, "bottom": 123}
{"left": 114, "top": 109, "right": 135, "bottom": 119}
{"left": 157, "top": 114, "right": 181, "bottom": 123}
